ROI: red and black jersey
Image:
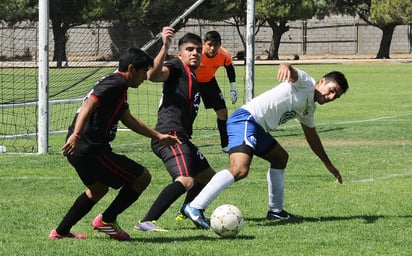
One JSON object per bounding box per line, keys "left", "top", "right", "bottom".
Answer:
{"left": 155, "top": 58, "right": 201, "bottom": 139}
{"left": 68, "top": 72, "right": 129, "bottom": 156}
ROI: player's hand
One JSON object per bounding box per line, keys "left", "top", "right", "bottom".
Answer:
{"left": 161, "top": 27, "right": 175, "bottom": 49}
{"left": 277, "top": 63, "right": 292, "bottom": 82}
{"left": 61, "top": 133, "right": 80, "bottom": 156}
{"left": 158, "top": 133, "right": 182, "bottom": 146}
{"left": 325, "top": 163, "right": 343, "bottom": 184}
{"left": 230, "top": 82, "right": 238, "bottom": 104}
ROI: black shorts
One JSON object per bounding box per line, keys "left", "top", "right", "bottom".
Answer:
{"left": 198, "top": 78, "right": 227, "bottom": 111}
{"left": 151, "top": 138, "right": 211, "bottom": 180}
{"left": 67, "top": 151, "right": 145, "bottom": 189}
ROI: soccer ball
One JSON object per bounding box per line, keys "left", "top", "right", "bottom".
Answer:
{"left": 210, "top": 204, "right": 244, "bottom": 237}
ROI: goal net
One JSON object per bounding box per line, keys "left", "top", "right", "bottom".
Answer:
{"left": 0, "top": 20, "right": 244, "bottom": 154}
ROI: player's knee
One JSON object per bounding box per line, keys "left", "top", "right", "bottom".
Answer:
{"left": 270, "top": 151, "right": 289, "bottom": 169}
{"left": 139, "top": 169, "right": 152, "bottom": 188}
{"left": 86, "top": 184, "right": 109, "bottom": 202}
{"left": 175, "top": 176, "right": 194, "bottom": 191}
{"left": 131, "top": 169, "right": 151, "bottom": 192}
{"left": 229, "top": 166, "right": 249, "bottom": 181}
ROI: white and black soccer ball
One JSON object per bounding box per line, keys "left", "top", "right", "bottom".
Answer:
{"left": 210, "top": 204, "right": 244, "bottom": 238}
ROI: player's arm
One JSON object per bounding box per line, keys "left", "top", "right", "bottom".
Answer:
{"left": 121, "top": 109, "right": 181, "bottom": 146}
{"left": 225, "top": 63, "right": 238, "bottom": 104}
{"left": 61, "top": 96, "right": 98, "bottom": 156}
{"left": 300, "top": 123, "right": 343, "bottom": 184}
{"left": 277, "top": 63, "right": 298, "bottom": 83}
{"left": 224, "top": 63, "right": 236, "bottom": 83}
{"left": 147, "top": 27, "right": 173, "bottom": 82}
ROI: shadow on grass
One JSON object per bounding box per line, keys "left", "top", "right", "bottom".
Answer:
{"left": 246, "top": 214, "right": 410, "bottom": 226}
{"left": 128, "top": 234, "right": 255, "bottom": 243}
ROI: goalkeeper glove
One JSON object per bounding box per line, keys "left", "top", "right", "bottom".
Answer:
{"left": 230, "top": 82, "right": 238, "bottom": 104}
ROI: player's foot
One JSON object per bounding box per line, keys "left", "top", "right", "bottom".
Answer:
{"left": 183, "top": 204, "right": 210, "bottom": 229}
{"left": 175, "top": 211, "right": 187, "bottom": 221}
{"left": 175, "top": 206, "right": 188, "bottom": 221}
{"left": 221, "top": 146, "right": 229, "bottom": 153}
{"left": 92, "top": 214, "right": 130, "bottom": 241}
{"left": 135, "top": 221, "right": 168, "bottom": 232}
{"left": 266, "top": 209, "right": 297, "bottom": 220}
{"left": 48, "top": 229, "right": 87, "bottom": 240}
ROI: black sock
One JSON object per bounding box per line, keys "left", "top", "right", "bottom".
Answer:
{"left": 217, "top": 118, "right": 228, "bottom": 148}
{"left": 56, "top": 192, "right": 95, "bottom": 235}
{"left": 141, "top": 181, "right": 186, "bottom": 222}
{"left": 102, "top": 185, "right": 141, "bottom": 223}
{"left": 182, "top": 181, "right": 205, "bottom": 207}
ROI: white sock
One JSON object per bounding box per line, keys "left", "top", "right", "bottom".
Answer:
{"left": 190, "top": 169, "right": 235, "bottom": 209}
{"left": 267, "top": 168, "right": 285, "bottom": 212}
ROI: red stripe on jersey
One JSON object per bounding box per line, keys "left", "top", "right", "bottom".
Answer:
{"left": 183, "top": 63, "right": 193, "bottom": 114}
{"left": 90, "top": 94, "right": 100, "bottom": 105}
{"left": 97, "top": 153, "right": 134, "bottom": 181}
{"left": 105, "top": 90, "right": 127, "bottom": 136}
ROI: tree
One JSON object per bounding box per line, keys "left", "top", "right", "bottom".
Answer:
{"left": 255, "top": 0, "right": 318, "bottom": 60}
{"left": 95, "top": 0, "right": 210, "bottom": 58}
{"left": 49, "top": 1, "right": 95, "bottom": 67}
{"left": 0, "top": 0, "right": 37, "bottom": 24}
{"left": 370, "top": 0, "right": 412, "bottom": 58}
{"left": 329, "top": 0, "right": 412, "bottom": 59}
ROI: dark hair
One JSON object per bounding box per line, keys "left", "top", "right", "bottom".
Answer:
{"left": 323, "top": 71, "right": 349, "bottom": 93}
{"left": 178, "top": 33, "right": 202, "bottom": 48}
{"left": 204, "top": 30, "right": 221, "bottom": 44}
{"left": 118, "top": 47, "right": 153, "bottom": 72}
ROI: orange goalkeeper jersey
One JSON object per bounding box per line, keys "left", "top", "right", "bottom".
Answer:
{"left": 197, "top": 47, "right": 233, "bottom": 83}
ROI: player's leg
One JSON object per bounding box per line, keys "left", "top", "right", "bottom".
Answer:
{"left": 176, "top": 153, "right": 216, "bottom": 221}
{"left": 136, "top": 140, "right": 195, "bottom": 231}
{"left": 260, "top": 141, "right": 297, "bottom": 220}
{"left": 50, "top": 156, "right": 107, "bottom": 240}
{"left": 184, "top": 109, "right": 254, "bottom": 229}
{"left": 216, "top": 108, "right": 229, "bottom": 152}
{"left": 199, "top": 79, "right": 229, "bottom": 152}
{"left": 92, "top": 151, "right": 149, "bottom": 240}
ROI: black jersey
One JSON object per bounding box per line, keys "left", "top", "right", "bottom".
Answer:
{"left": 68, "top": 72, "right": 129, "bottom": 156}
{"left": 155, "top": 58, "right": 200, "bottom": 139}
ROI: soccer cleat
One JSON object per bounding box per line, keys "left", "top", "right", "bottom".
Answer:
{"left": 183, "top": 204, "right": 210, "bottom": 229}
{"left": 92, "top": 214, "right": 131, "bottom": 241}
{"left": 48, "top": 229, "right": 87, "bottom": 240}
{"left": 175, "top": 206, "right": 188, "bottom": 221}
{"left": 135, "top": 221, "right": 168, "bottom": 232}
{"left": 175, "top": 211, "right": 187, "bottom": 221}
{"left": 266, "top": 209, "right": 298, "bottom": 220}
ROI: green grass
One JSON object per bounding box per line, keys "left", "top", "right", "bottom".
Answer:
{"left": 1, "top": 63, "right": 412, "bottom": 255}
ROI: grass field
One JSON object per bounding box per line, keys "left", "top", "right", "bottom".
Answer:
{"left": 1, "top": 62, "right": 411, "bottom": 255}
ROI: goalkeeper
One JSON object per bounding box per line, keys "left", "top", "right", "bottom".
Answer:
{"left": 197, "top": 31, "right": 238, "bottom": 153}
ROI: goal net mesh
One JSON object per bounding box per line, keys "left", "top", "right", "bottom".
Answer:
{"left": 0, "top": 21, "right": 242, "bottom": 153}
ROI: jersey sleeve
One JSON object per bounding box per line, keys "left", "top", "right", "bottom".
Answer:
{"left": 164, "top": 58, "right": 183, "bottom": 82}
{"left": 297, "top": 109, "right": 316, "bottom": 128}
{"left": 294, "top": 69, "right": 315, "bottom": 88}
{"left": 91, "top": 76, "right": 123, "bottom": 105}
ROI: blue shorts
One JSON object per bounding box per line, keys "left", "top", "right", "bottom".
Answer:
{"left": 227, "top": 108, "right": 277, "bottom": 157}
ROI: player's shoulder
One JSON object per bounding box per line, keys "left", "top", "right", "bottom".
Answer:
{"left": 218, "top": 47, "right": 231, "bottom": 56}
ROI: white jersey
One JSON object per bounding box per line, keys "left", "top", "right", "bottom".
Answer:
{"left": 242, "top": 69, "right": 317, "bottom": 131}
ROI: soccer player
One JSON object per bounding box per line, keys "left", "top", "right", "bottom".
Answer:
{"left": 184, "top": 63, "right": 349, "bottom": 229}
{"left": 197, "top": 31, "right": 238, "bottom": 153}
{"left": 48, "top": 48, "right": 180, "bottom": 240}
{"left": 135, "top": 27, "right": 216, "bottom": 232}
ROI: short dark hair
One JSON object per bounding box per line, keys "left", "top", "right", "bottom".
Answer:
{"left": 118, "top": 47, "right": 153, "bottom": 72}
{"left": 323, "top": 71, "right": 349, "bottom": 93}
{"left": 178, "top": 33, "right": 202, "bottom": 49}
{"left": 203, "top": 31, "right": 221, "bottom": 44}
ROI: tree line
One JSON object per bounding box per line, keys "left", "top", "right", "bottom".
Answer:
{"left": 1, "top": 0, "right": 411, "bottom": 67}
